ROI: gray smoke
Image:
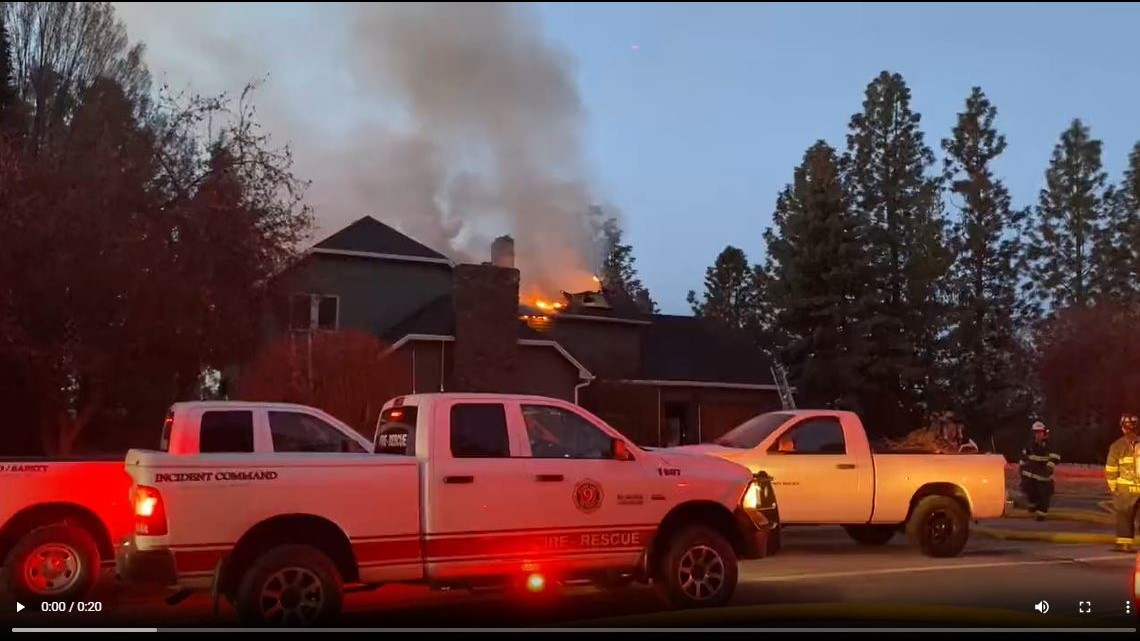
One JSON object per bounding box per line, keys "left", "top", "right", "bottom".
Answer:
{"left": 115, "top": 2, "right": 605, "bottom": 296}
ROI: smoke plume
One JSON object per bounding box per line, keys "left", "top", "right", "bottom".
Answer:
{"left": 115, "top": 2, "right": 604, "bottom": 296}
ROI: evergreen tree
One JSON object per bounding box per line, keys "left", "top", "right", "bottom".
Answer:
{"left": 1027, "top": 119, "right": 1109, "bottom": 310}
{"left": 1101, "top": 142, "right": 1140, "bottom": 302}
{"left": 0, "top": 10, "right": 19, "bottom": 121}
{"left": 763, "top": 141, "right": 867, "bottom": 410}
{"left": 593, "top": 210, "right": 658, "bottom": 314}
{"left": 687, "top": 246, "right": 761, "bottom": 335}
{"left": 940, "top": 88, "right": 1033, "bottom": 440}
{"left": 845, "top": 71, "right": 949, "bottom": 434}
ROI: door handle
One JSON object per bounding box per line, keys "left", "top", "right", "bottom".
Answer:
{"left": 443, "top": 475, "right": 475, "bottom": 484}
{"left": 535, "top": 474, "right": 564, "bottom": 482}
{"left": 836, "top": 463, "right": 857, "bottom": 470}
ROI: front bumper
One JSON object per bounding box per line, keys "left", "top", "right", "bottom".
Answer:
{"left": 116, "top": 537, "right": 178, "bottom": 586}
{"left": 735, "top": 472, "right": 781, "bottom": 559}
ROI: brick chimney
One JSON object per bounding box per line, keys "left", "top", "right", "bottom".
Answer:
{"left": 452, "top": 262, "right": 520, "bottom": 393}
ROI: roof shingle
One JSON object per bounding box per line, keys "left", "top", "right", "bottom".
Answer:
{"left": 315, "top": 216, "right": 450, "bottom": 261}
{"left": 635, "top": 315, "right": 775, "bottom": 385}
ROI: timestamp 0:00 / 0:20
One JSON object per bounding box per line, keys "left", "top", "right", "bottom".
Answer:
{"left": 40, "top": 601, "right": 103, "bottom": 613}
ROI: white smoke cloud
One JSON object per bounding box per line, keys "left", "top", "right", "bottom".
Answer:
{"left": 114, "top": 2, "right": 605, "bottom": 295}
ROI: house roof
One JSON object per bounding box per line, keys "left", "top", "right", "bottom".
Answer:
{"left": 313, "top": 216, "right": 451, "bottom": 262}
{"left": 381, "top": 294, "right": 545, "bottom": 344}
{"left": 634, "top": 315, "right": 775, "bottom": 386}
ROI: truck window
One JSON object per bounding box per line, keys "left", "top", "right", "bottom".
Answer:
{"left": 522, "top": 405, "right": 613, "bottom": 459}
{"left": 199, "top": 411, "right": 255, "bottom": 453}
{"left": 771, "top": 417, "right": 846, "bottom": 455}
{"left": 450, "top": 404, "right": 510, "bottom": 458}
{"left": 375, "top": 406, "right": 417, "bottom": 455}
{"left": 159, "top": 410, "right": 174, "bottom": 451}
{"left": 268, "top": 411, "right": 366, "bottom": 453}
{"left": 715, "top": 412, "right": 792, "bottom": 449}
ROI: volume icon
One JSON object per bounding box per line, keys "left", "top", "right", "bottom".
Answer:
{"left": 1034, "top": 600, "right": 1050, "bottom": 614}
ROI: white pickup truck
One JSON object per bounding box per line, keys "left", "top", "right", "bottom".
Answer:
{"left": 116, "top": 394, "right": 778, "bottom": 626}
{"left": 1, "top": 401, "right": 371, "bottom": 604}
{"left": 673, "top": 409, "right": 1007, "bottom": 557}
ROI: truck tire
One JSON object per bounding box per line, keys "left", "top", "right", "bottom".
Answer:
{"left": 843, "top": 524, "right": 897, "bottom": 546}
{"left": 655, "top": 526, "right": 738, "bottom": 609}
{"left": 4, "top": 523, "right": 101, "bottom": 603}
{"left": 906, "top": 496, "right": 969, "bottom": 558}
{"left": 235, "top": 544, "right": 343, "bottom": 627}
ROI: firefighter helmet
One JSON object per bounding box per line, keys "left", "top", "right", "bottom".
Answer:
{"left": 1121, "top": 414, "right": 1138, "bottom": 435}
{"left": 1031, "top": 421, "right": 1048, "bottom": 433}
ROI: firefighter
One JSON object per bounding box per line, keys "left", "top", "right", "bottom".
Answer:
{"left": 1019, "top": 421, "right": 1059, "bottom": 521}
{"left": 1106, "top": 414, "right": 1140, "bottom": 552}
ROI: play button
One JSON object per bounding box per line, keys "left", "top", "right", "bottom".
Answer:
{"left": 16, "top": 602, "right": 24, "bottom": 613}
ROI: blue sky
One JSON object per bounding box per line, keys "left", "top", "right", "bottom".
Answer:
{"left": 120, "top": 3, "right": 1140, "bottom": 313}
{"left": 533, "top": 2, "right": 1140, "bottom": 311}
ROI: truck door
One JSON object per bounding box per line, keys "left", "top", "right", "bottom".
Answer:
{"left": 424, "top": 400, "right": 552, "bottom": 576}
{"left": 759, "top": 415, "right": 873, "bottom": 523}
{"left": 515, "top": 402, "right": 657, "bottom": 565}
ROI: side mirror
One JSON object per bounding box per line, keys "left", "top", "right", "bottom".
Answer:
{"left": 611, "top": 438, "right": 634, "bottom": 461}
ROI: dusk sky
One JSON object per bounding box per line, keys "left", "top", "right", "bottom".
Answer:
{"left": 117, "top": 2, "right": 1140, "bottom": 313}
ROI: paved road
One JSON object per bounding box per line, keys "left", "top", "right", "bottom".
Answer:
{"left": 2, "top": 526, "right": 1136, "bottom": 629}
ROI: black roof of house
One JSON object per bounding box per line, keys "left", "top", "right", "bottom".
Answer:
{"left": 314, "top": 216, "right": 450, "bottom": 261}
{"left": 635, "top": 315, "right": 775, "bottom": 386}
{"left": 382, "top": 294, "right": 544, "bottom": 344}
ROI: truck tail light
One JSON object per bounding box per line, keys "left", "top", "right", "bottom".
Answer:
{"left": 134, "top": 485, "right": 168, "bottom": 536}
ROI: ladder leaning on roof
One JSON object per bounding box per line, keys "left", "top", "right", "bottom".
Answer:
{"left": 771, "top": 362, "right": 796, "bottom": 410}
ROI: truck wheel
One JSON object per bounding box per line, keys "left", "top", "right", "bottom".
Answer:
{"left": 655, "top": 526, "right": 738, "bottom": 609}
{"left": 906, "top": 496, "right": 969, "bottom": 558}
{"left": 235, "top": 545, "right": 343, "bottom": 627}
{"left": 4, "top": 523, "right": 101, "bottom": 603}
{"left": 843, "top": 524, "right": 897, "bottom": 546}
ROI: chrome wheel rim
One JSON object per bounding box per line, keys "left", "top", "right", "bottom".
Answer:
{"left": 259, "top": 567, "right": 324, "bottom": 626}
{"left": 677, "top": 544, "right": 725, "bottom": 601}
{"left": 23, "top": 543, "right": 81, "bottom": 595}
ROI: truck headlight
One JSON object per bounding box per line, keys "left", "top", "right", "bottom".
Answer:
{"left": 742, "top": 481, "right": 761, "bottom": 510}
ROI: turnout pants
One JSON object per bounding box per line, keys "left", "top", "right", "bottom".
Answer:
{"left": 1112, "top": 491, "right": 1140, "bottom": 547}
{"left": 1021, "top": 478, "right": 1053, "bottom": 515}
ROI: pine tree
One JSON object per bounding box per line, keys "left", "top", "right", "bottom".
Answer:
{"left": 687, "top": 246, "right": 761, "bottom": 335}
{"left": 845, "top": 71, "right": 949, "bottom": 434}
{"left": 763, "top": 141, "right": 867, "bottom": 410}
{"left": 593, "top": 211, "right": 658, "bottom": 314}
{"left": 0, "top": 10, "right": 19, "bottom": 121}
{"left": 1101, "top": 142, "right": 1140, "bottom": 303}
{"left": 940, "top": 88, "right": 1033, "bottom": 440}
{"left": 1027, "top": 119, "right": 1109, "bottom": 310}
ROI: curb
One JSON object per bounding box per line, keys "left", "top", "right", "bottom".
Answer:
{"left": 974, "top": 526, "right": 1116, "bottom": 544}
{"left": 1005, "top": 509, "right": 1114, "bottom": 526}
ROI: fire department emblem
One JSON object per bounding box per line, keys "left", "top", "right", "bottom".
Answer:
{"left": 572, "top": 479, "right": 604, "bottom": 513}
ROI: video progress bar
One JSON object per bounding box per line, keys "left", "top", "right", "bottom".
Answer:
{"left": 12, "top": 628, "right": 1140, "bottom": 633}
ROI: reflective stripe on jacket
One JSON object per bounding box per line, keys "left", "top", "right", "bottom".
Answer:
{"left": 1105, "top": 436, "right": 1140, "bottom": 493}
{"left": 1020, "top": 440, "right": 1059, "bottom": 482}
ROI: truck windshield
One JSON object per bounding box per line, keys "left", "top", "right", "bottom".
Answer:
{"left": 714, "top": 412, "right": 792, "bottom": 449}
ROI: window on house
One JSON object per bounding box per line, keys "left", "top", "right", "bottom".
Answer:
{"left": 450, "top": 404, "right": 510, "bottom": 458}
{"left": 289, "top": 293, "right": 339, "bottom": 331}
{"left": 199, "top": 411, "right": 255, "bottom": 453}
{"left": 268, "top": 411, "right": 365, "bottom": 453}
{"left": 522, "top": 404, "right": 614, "bottom": 459}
